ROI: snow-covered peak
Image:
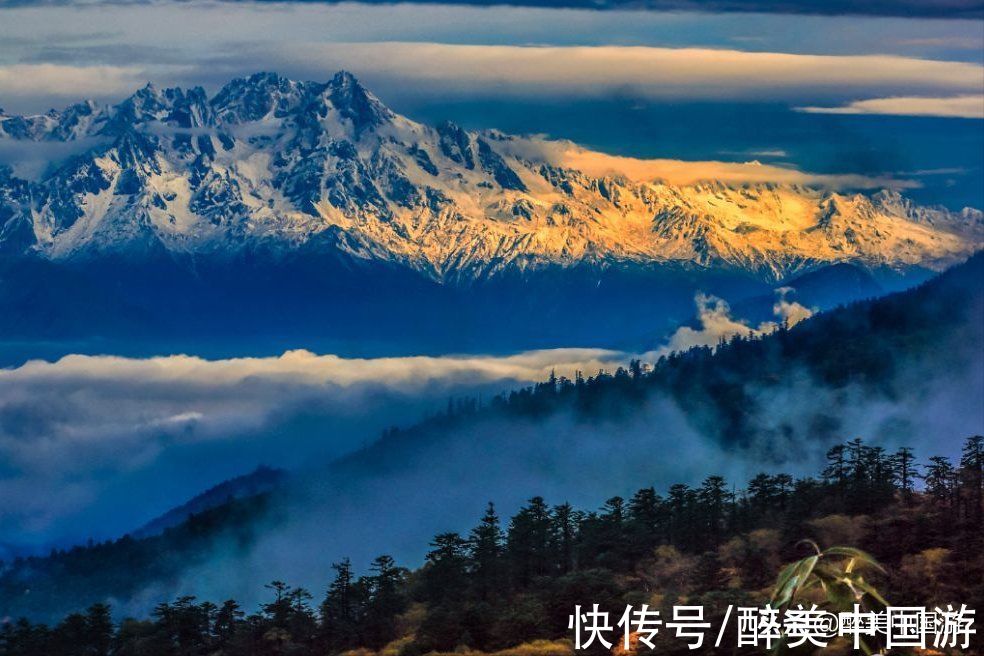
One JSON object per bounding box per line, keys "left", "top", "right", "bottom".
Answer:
{"left": 0, "top": 99, "right": 104, "bottom": 141}
{"left": 323, "top": 70, "right": 395, "bottom": 134}
{"left": 210, "top": 72, "right": 315, "bottom": 125}
{"left": 0, "top": 73, "right": 980, "bottom": 282}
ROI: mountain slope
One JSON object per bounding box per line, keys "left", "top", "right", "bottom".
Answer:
{"left": 130, "top": 466, "right": 287, "bottom": 539}
{"left": 1, "top": 72, "right": 980, "bottom": 358}
{"left": 2, "top": 255, "right": 980, "bottom": 621}
{"left": 0, "top": 72, "right": 980, "bottom": 283}
{"left": 331, "top": 253, "right": 984, "bottom": 471}
{"left": 725, "top": 262, "right": 887, "bottom": 325}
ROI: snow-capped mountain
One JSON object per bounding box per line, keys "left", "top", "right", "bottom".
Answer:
{"left": 1, "top": 71, "right": 980, "bottom": 283}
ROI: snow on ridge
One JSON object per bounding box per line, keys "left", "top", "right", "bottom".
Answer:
{"left": 0, "top": 72, "right": 980, "bottom": 283}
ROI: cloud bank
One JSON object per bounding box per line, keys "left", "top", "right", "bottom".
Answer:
{"left": 0, "top": 348, "right": 624, "bottom": 547}
{"left": 0, "top": 64, "right": 149, "bottom": 107}
{"left": 277, "top": 43, "right": 984, "bottom": 103}
{"left": 1, "top": 43, "right": 982, "bottom": 112}
{"left": 797, "top": 94, "right": 984, "bottom": 119}
{"left": 0, "top": 290, "right": 819, "bottom": 550}
{"left": 508, "top": 138, "right": 920, "bottom": 188}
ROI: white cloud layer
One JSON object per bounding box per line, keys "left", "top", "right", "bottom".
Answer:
{"left": 647, "top": 290, "right": 814, "bottom": 357}
{"left": 0, "top": 291, "right": 807, "bottom": 547}
{"left": 0, "top": 43, "right": 981, "bottom": 112}
{"left": 0, "top": 347, "right": 624, "bottom": 543}
{"left": 503, "top": 138, "right": 920, "bottom": 188}
{"left": 6, "top": 348, "right": 619, "bottom": 388}
{"left": 279, "top": 42, "right": 984, "bottom": 102}
{"left": 797, "top": 94, "right": 984, "bottom": 119}
{"left": 0, "top": 64, "right": 149, "bottom": 105}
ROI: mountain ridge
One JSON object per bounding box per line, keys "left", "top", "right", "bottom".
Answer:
{"left": 1, "top": 71, "right": 980, "bottom": 283}
{"left": 130, "top": 466, "right": 287, "bottom": 540}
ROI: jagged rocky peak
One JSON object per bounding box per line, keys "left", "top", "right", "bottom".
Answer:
{"left": 118, "top": 83, "right": 177, "bottom": 122}
{"left": 203, "top": 70, "right": 395, "bottom": 135}
{"left": 324, "top": 70, "right": 395, "bottom": 132}
{"left": 0, "top": 99, "right": 104, "bottom": 141}
{"left": 871, "top": 188, "right": 913, "bottom": 214}
{"left": 210, "top": 71, "right": 314, "bottom": 124}
{"left": 870, "top": 188, "right": 983, "bottom": 233}
{"left": 0, "top": 71, "right": 401, "bottom": 141}
{"left": 437, "top": 120, "right": 475, "bottom": 169}
{"left": 102, "top": 83, "right": 213, "bottom": 134}
{"left": 0, "top": 72, "right": 980, "bottom": 281}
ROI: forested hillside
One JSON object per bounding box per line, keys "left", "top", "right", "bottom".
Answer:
{"left": 339, "top": 251, "right": 982, "bottom": 472}
{"left": 1, "top": 435, "right": 982, "bottom": 655}
{"left": 0, "top": 253, "right": 980, "bottom": 636}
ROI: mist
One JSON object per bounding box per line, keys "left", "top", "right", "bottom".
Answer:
{"left": 0, "top": 291, "right": 813, "bottom": 552}
{"left": 2, "top": 276, "right": 980, "bottom": 619}
{"left": 115, "top": 343, "right": 981, "bottom": 618}
{"left": 116, "top": 318, "right": 982, "bottom": 618}
{"left": 0, "top": 348, "right": 626, "bottom": 552}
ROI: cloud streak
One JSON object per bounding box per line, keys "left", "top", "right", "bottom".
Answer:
{"left": 7, "top": 349, "right": 620, "bottom": 388}
{"left": 1, "top": 43, "right": 982, "bottom": 112}
{"left": 0, "top": 64, "right": 150, "bottom": 106}
{"left": 797, "top": 94, "right": 984, "bottom": 119}
{"left": 511, "top": 139, "right": 921, "bottom": 188}
{"left": 278, "top": 43, "right": 984, "bottom": 103}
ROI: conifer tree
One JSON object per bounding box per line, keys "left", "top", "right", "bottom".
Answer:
{"left": 423, "top": 533, "right": 470, "bottom": 603}
{"left": 626, "top": 487, "right": 662, "bottom": 556}
{"left": 214, "top": 600, "right": 244, "bottom": 648}
{"left": 924, "top": 456, "right": 956, "bottom": 511}
{"left": 506, "top": 497, "right": 552, "bottom": 588}
{"left": 362, "top": 555, "right": 407, "bottom": 649}
{"left": 549, "top": 503, "right": 579, "bottom": 575}
{"left": 320, "top": 558, "right": 362, "bottom": 651}
{"left": 891, "top": 447, "right": 918, "bottom": 504}
{"left": 468, "top": 503, "right": 504, "bottom": 600}
{"left": 84, "top": 603, "right": 113, "bottom": 656}
{"left": 960, "top": 435, "right": 983, "bottom": 527}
